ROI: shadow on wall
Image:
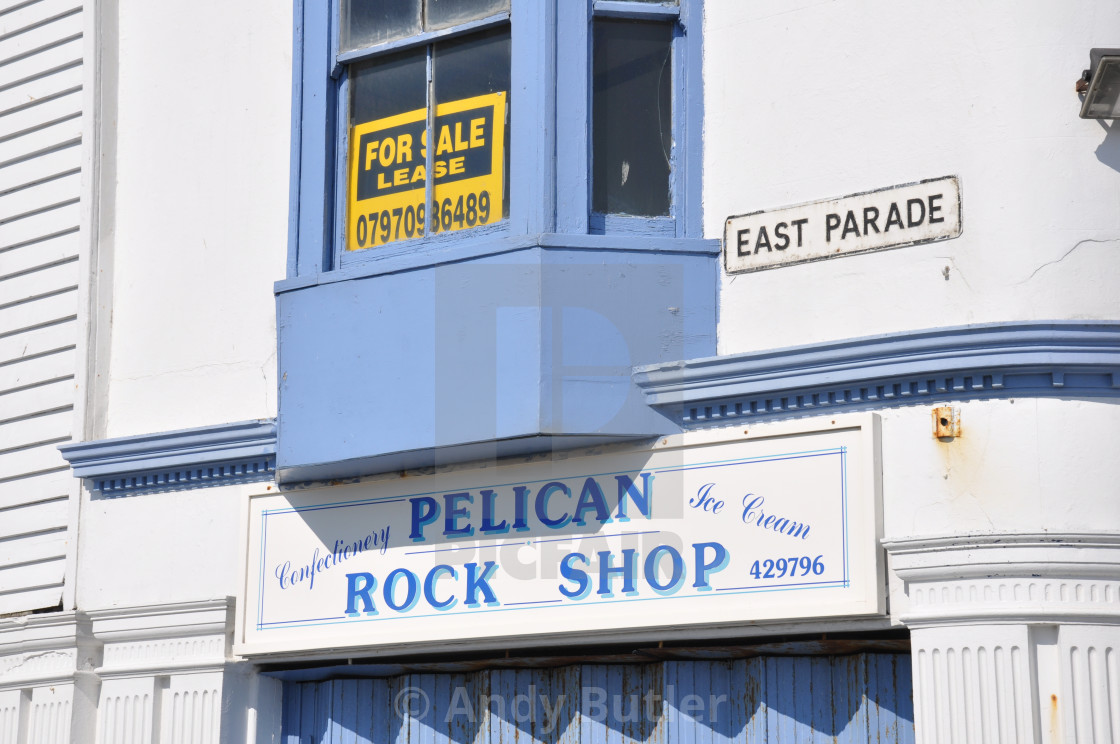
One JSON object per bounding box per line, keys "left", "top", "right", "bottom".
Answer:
{"left": 1095, "top": 119, "right": 1120, "bottom": 172}
{"left": 283, "top": 654, "right": 915, "bottom": 742}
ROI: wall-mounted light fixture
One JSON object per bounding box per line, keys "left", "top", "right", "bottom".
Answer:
{"left": 1078, "top": 48, "right": 1120, "bottom": 119}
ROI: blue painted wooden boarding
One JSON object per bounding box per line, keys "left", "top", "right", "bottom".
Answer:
{"left": 282, "top": 654, "right": 915, "bottom": 743}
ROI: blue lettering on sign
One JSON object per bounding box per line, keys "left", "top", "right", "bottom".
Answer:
{"left": 741, "top": 494, "right": 812, "bottom": 539}
{"left": 342, "top": 471, "right": 662, "bottom": 616}
{"left": 535, "top": 481, "right": 572, "bottom": 528}
{"left": 256, "top": 450, "right": 854, "bottom": 632}
{"left": 571, "top": 478, "right": 611, "bottom": 526}
{"left": 329, "top": 470, "right": 834, "bottom": 618}
{"left": 406, "top": 472, "right": 655, "bottom": 541}
{"left": 644, "top": 545, "right": 685, "bottom": 595}
{"left": 464, "top": 561, "right": 500, "bottom": 607}
{"left": 614, "top": 473, "right": 652, "bottom": 522}
{"left": 479, "top": 489, "right": 509, "bottom": 534}
{"left": 383, "top": 568, "right": 421, "bottom": 612}
{"left": 409, "top": 496, "right": 439, "bottom": 541}
{"left": 344, "top": 572, "right": 377, "bottom": 615}
{"left": 688, "top": 482, "right": 725, "bottom": 513}
{"left": 275, "top": 524, "right": 391, "bottom": 590}
{"left": 596, "top": 549, "right": 639, "bottom": 597}
{"left": 692, "top": 542, "right": 730, "bottom": 591}
{"left": 343, "top": 563, "right": 491, "bottom": 616}
{"left": 443, "top": 492, "right": 474, "bottom": 537}
{"left": 557, "top": 542, "right": 727, "bottom": 600}
{"left": 686, "top": 484, "right": 814, "bottom": 539}
{"left": 511, "top": 485, "right": 531, "bottom": 532}
{"left": 424, "top": 565, "right": 458, "bottom": 610}
{"left": 559, "top": 553, "right": 592, "bottom": 600}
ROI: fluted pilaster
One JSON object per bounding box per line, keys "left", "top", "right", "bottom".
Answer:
{"left": 885, "top": 533, "right": 1120, "bottom": 744}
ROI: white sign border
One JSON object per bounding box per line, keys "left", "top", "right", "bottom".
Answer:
{"left": 723, "top": 175, "right": 963, "bottom": 274}
{"left": 234, "top": 414, "right": 885, "bottom": 659}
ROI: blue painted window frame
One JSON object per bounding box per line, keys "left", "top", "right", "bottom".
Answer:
{"left": 287, "top": 0, "right": 705, "bottom": 279}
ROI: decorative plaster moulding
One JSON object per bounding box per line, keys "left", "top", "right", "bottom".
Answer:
{"left": 0, "top": 613, "right": 95, "bottom": 687}
{"left": 87, "top": 599, "right": 234, "bottom": 677}
{"left": 634, "top": 321, "right": 1120, "bottom": 426}
{"left": 883, "top": 532, "right": 1120, "bottom": 628}
{"left": 86, "top": 599, "right": 233, "bottom": 642}
{"left": 59, "top": 420, "right": 276, "bottom": 497}
{"left": 0, "top": 602, "right": 236, "bottom": 689}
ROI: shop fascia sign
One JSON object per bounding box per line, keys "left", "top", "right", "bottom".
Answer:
{"left": 725, "top": 176, "right": 962, "bottom": 273}
{"left": 238, "top": 416, "right": 884, "bottom": 657}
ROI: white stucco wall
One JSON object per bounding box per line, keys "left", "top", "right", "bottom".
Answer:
{"left": 707, "top": 0, "right": 1120, "bottom": 355}
{"left": 103, "top": 0, "right": 291, "bottom": 437}
{"left": 95, "top": 0, "right": 1120, "bottom": 434}
{"left": 877, "top": 398, "right": 1120, "bottom": 538}
{"left": 82, "top": 0, "right": 1120, "bottom": 608}
{"left": 75, "top": 483, "right": 251, "bottom": 609}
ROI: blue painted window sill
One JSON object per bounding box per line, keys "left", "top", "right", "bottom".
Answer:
{"left": 275, "top": 233, "right": 720, "bottom": 295}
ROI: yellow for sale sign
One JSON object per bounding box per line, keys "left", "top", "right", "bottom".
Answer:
{"left": 347, "top": 91, "right": 506, "bottom": 250}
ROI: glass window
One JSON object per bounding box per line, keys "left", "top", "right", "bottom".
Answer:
{"left": 341, "top": 0, "right": 421, "bottom": 52}
{"left": 433, "top": 28, "right": 512, "bottom": 227}
{"left": 592, "top": 18, "right": 673, "bottom": 218}
{"left": 428, "top": 0, "right": 510, "bottom": 31}
{"left": 342, "top": 0, "right": 509, "bottom": 51}
{"left": 344, "top": 4, "right": 510, "bottom": 251}
{"left": 318, "top": 0, "right": 698, "bottom": 259}
{"left": 350, "top": 49, "right": 427, "bottom": 127}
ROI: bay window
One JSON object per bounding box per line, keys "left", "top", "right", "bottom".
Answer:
{"left": 289, "top": 0, "right": 703, "bottom": 270}
{"left": 277, "top": 0, "right": 713, "bottom": 481}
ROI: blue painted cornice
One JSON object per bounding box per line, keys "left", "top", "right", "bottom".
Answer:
{"left": 59, "top": 420, "right": 277, "bottom": 496}
{"left": 633, "top": 321, "right": 1120, "bottom": 426}
{"left": 54, "top": 323, "right": 1120, "bottom": 494}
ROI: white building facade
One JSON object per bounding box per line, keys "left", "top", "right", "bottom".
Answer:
{"left": 1, "top": 1, "right": 1118, "bottom": 742}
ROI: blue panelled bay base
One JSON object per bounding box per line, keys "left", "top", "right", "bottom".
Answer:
{"left": 282, "top": 654, "right": 914, "bottom": 743}
{"left": 275, "top": 241, "right": 718, "bottom": 483}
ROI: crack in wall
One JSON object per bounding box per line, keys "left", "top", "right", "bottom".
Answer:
{"left": 112, "top": 360, "right": 267, "bottom": 382}
{"left": 1017, "top": 238, "right": 1119, "bottom": 285}
{"left": 0, "top": 650, "right": 72, "bottom": 677}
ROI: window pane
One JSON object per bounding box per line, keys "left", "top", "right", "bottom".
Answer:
{"left": 427, "top": 0, "right": 510, "bottom": 31}
{"left": 433, "top": 26, "right": 511, "bottom": 108}
{"left": 350, "top": 47, "right": 427, "bottom": 125}
{"left": 432, "top": 27, "right": 512, "bottom": 227}
{"left": 592, "top": 19, "right": 672, "bottom": 217}
{"left": 347, "top": 49, "right": 427, "bottom": 250}
{"left": 342, "top": 0, "right": 421, "bottom": 52}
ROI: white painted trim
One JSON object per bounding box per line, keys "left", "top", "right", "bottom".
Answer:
{"left": 0, "top": 613, "right": 93, "bottom": 688}
{"left": 1, "top": 602, "right": 243, "bottom": 741}
{"left": 63, "top": 0, "right": 95, "bottom": 615}
{"left": 885, "top": 532, "right": 1120, "bottom": 627}
{"left": 885, "top": 533, "right": 1120, "bottom": 744}
{"left": 88, "top": 598, "right": 233, "bottom": 678}
{"left": 81, "top": 0, "right": 115, "bottom": 446}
